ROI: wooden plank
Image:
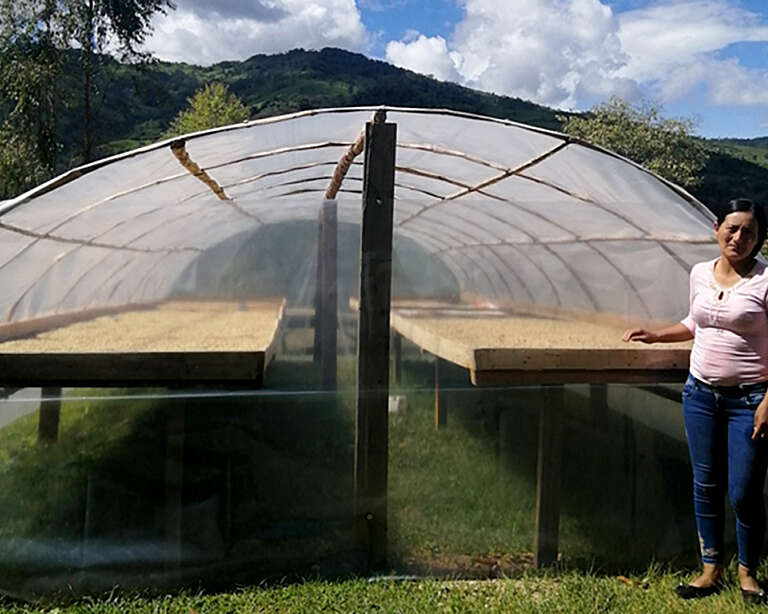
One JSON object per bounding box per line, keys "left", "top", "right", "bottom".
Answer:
{"left": 38, "top": 386, "right": 62, "bottom": 444}
{"left": 319, "top": 200, "right": 338, "bottom": 390}
{"left": 473, "top": 347, "right": 689, "bottom": 372}
{"left": 0, "top": 351, "right": 266, "bottom": 386}
{"left": 534, "top": 385, "right": 564, "bottom": 567}
{"left": 355, "top": 117, "right": 396, "bottom": 572}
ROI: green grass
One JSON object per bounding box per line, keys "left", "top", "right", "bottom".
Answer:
{"left": 3, "top": 562, "right": 768, "bottom": 613}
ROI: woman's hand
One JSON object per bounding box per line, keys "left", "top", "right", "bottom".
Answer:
{"left": 622, "top": 328, "right": 658, "bottom": 344}
{"left": 752, "top": 397, "right": 768, "bottom": 441}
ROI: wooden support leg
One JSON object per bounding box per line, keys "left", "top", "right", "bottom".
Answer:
{"left": 434, "top": 358, "right": 447, "bottom": 430}
{"left": 534, "top": 384, "right": 564, "bottom": 568}
{"left": 38, "top": 386, "right": 62, "bottom": 444}
{"left": 165, "top": 401, "right": 185, "bottom": 572}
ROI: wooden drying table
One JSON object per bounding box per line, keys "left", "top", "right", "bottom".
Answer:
{"left": 0, "top": 299, "right": 286, "bottom": 567}
{"left": 387, "top": 301, "right": 691, "bottom": 567}
{"left": 0, "top": 299, "right": 286, "bottom": 387}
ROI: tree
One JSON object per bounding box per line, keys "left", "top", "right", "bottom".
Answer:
{"left": 62, "top": 0, "right": 176, "bottom": 162}
{"left": 164, "top": 83, "right": 251, "bottom": 137}
{"left": 559, "top": 97, "right": 709, "bottom": 188}
{"left": 0, "top": 0, "right": 175, "bottom": 168}
{"left": 0, "top": 127, "right": 51, "bottom": 199}
{"left": 0, "top": 9, "right": 62, "bottom": 198}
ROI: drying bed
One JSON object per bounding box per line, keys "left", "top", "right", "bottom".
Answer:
{"left": 0, "top": 299, "right": 285, "bottom": 386}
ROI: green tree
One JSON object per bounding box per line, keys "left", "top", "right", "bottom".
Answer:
{"left": 61, "top": 0, "right": 176, "bottom": 162}
{"left": 0, "top": 7, "right": 62, "bottom": 198}
{"left": 559, "top": 97, "right": 709, "bottom": 188}
{"left": 165, "top": 83, "right": 251, "bottom": 137}
{"left": 0, "top": 127, "right": 51, "bottom": 199}
{"left": 0, "top": 0, "right": 175, "bottom": 169}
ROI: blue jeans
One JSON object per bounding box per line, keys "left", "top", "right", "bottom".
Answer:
{"left": 682, "top": 374, "right": 768, "bottom": 569}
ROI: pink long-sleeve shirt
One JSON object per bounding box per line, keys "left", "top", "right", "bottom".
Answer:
{"left": 681, "top": 258, "right": 768, "bottom": 385}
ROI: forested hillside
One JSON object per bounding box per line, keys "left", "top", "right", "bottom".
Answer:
{"left": 61, "top": 47, "right": 561, "bottom": 163}
{"left": 40, "top": 47, "right": 768, "bottom": 211}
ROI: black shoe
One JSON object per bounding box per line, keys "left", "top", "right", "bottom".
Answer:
{"left": 675, "top": 582, "right": 722, "bottom": 599}
{"left": 741, "top": 588, "right": 768, "bottom": 605}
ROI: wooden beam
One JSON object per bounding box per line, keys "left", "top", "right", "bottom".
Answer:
{"left": 38, "top": 386, "right": 62, "bottom": 444}
{"left": 0, "top": 351, "right": 266, "bottom": 387}
{"left": 534, "top": 385, "right": 564, "bottom": 567}
{"left": 355, "top": 114, "right": 396, "bottom": 572}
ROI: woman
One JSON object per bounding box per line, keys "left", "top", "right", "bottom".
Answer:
{"left": 623, "top": 198, "right": 768, "bottom": 604}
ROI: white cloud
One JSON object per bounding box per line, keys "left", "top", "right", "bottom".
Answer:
{"left": 617, "top": 1, "right": 768, "bottom": 80}
{"left": 385, "top": 0, "right": 633, "bottom": 108}
{"left": 386, "top": 35, "right": 461, "bottom": 81}
{"left": 383, "top": 0, "right": 768, "bottom": 111}
{"left": 616, "top": 1, "right": 768, "bottom": 105}
{"left": 145, "top": 0, "right": 368, "bottom": 65}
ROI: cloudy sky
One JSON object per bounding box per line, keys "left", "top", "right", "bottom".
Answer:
{"left": 143, "top": 0, "right": 768, "bottom": 138}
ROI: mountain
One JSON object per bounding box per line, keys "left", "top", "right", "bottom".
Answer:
{"left": 64, "top": 47, "right": 561, "bottom": 164}
{"left": 54, "top": 47, "right": 768, "bottom": 212}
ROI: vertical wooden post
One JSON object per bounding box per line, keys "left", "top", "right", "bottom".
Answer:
{"left": 38, "top": 386, "right": 62, "bottom": 444}
{"left": 319, "top": 200, "right": 338, "bottom": 390}
{"left": 434, "top": 358, "right": 447, "bottom": 429}
{"left": 534, "top": 384, "right": 564, "bottom": 567}
{"left": 355, "top": 113, "right": 396, "bottom": 572}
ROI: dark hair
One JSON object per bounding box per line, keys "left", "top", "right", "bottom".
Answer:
{"left": 717, "top": 198, "right": 767, "bottom": 259}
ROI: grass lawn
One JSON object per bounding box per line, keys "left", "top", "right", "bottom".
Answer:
{"left": 1, "top": 563, "right": 767, "bottom": 613}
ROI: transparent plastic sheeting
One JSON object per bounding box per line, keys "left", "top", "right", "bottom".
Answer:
{"left": 0, "top": 106, "right": 718, "bottom": 325}
{"left": 0, "top": 383, "right": 710, "bottom": 597}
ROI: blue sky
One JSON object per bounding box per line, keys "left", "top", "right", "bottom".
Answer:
{"left": 144, "top": 0, "right": 768, "bottom": 139}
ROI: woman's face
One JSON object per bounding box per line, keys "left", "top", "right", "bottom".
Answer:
{"left": 715, "top": 210, "right": 759, "bottom": 263}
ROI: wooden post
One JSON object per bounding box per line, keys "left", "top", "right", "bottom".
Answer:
{"left": 38, "top": 386, "right": 62, "bottom": 444}
{"left": 319, "top": 200, "right": 338, "bottom": 390}
{"left": 534, "top": 384, "right": 564, "bottom": 567}
{"left": 355, "top": 113, "right": 396, "bottom": 572}
{"left": 434, "top": 358, "right": 447, "bottom": 429}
